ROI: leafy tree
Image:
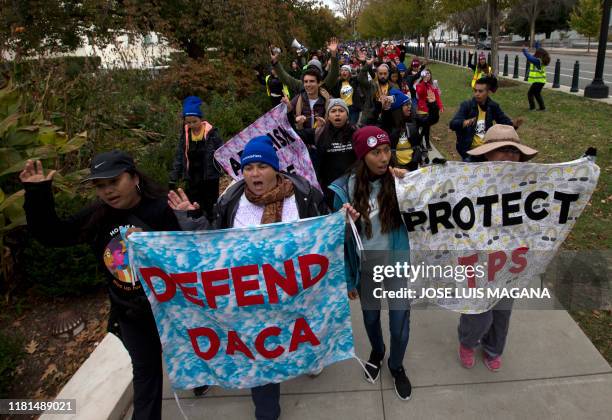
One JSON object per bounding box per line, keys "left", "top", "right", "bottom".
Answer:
{"left": 357, "top": 0, "right": 442, "bottom": 56}
{"left": 446, "top": 5, "right": 488, "bottom": 45}
{"left": 569, "top": 0, "right": 602, "bottom": 51}
{"left": 295, "top": 1, "right": 348, "bottom": 51}
{"left": 333, "top": 0, "right": 368, "bottom": 38}
{"left": 0, "top": 0, "right": 118, "bottom": 58}
{"left": 0, "top": 0, "right": 346, "bottom": 62}
{"left": 506, "top": 0, "right": 575, "bottom": 43}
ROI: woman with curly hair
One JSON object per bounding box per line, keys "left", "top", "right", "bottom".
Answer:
{"left": 522, "top": 42, "right": 551, "bottom": 111}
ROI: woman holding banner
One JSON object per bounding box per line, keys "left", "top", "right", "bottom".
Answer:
{"left": 329, "top": 126, "right": 413, "bottom": 401}
{"left": 169, "top": 135, "right": 330, "bottom": 420}
{"left": 458, "top": 124, "right": 538, "bottom": 371}
{"left": 20, "top": 151, "right": 181, "bottom": 420}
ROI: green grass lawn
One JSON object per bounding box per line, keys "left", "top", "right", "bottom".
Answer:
{"left": 427, "top": 62, "right": 611, "bottom": 251}
{"left": 425, "top": 62, "right": 612, "bottom": 365}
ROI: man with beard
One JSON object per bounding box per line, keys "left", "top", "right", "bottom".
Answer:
{"left": 357, "top": 50, "right": 393, "bottom": 125}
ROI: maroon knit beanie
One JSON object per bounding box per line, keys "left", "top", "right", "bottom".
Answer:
{"left": 352, "top": 126, "right": 391, "bottom": 160}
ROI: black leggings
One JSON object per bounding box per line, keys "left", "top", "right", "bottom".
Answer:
{"left": 187, "top": 178, "right": 220, "bottom": 221}
{"left": 416, "top": 114, "right": 435, "bottom": 148}
{"left": 528, "top": 82, "right": 545, "bottom": 110}
{"left": 118, "top": 311, "right": 163, "bottom": 420}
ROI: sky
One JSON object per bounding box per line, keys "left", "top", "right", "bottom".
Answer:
{"left": 320, "top": 0, "right": 342, "bottom": 17}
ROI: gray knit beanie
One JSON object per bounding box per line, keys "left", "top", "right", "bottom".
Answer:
{"left": 307, "top": 58, "right": 323, "bottom": 74}
{"left": 326, "top": 98, "right": 349, "bottom": 117}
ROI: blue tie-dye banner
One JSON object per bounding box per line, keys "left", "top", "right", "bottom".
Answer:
{"left": 126, "top": 211, "right": 355, "bottom": 390}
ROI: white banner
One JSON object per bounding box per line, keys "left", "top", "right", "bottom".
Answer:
{"left": 395, "top": 157, "right": 600, "bottom": 313}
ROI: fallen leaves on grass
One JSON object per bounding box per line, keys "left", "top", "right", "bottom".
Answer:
{"left": 25, "top": 340, "right": 39, "bottom": 354}
{"left": 41, "top": 363, "right": 58, "bottom": 382}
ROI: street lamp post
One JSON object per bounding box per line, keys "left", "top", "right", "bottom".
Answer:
{"left": 584, "top": 0, "right": 610, "bottom": 98}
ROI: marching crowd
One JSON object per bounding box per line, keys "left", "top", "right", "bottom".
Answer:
{"left": 19, "top": 37, "right": 552, "bottom": 420}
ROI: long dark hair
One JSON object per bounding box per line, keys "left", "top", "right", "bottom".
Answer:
{"left": 534, "top": 48, "right": 550, "bottom": 66}
{"left": 478, "top": 61, "right": 489, "bottom": 72}
{"left": 351, "top": 160, "right": 401, "bottom": 239}
{"left": 316, "top": 120, "right": 354, "bottom": 150}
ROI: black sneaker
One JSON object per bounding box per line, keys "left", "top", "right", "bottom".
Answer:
{"left": 364, "top": 347, "right": 385, "bottom": 384}
{"left": 193, "top": 385, "right": 210, "bottom": 397}
{"left": 389, "top": 364, "right": 412, "bottom": 401}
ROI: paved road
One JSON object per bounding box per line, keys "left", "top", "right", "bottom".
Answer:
{"left": 440, "top": 47, "right": 612, "bottom": 94}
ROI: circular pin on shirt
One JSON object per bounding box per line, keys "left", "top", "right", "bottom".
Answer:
{"left": 367, "top": 136, "right": 378, "bottom": 147}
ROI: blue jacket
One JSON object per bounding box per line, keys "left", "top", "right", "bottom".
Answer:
{"left": 522, "top": 49, "right": 542, "bottom": 68}
{"left": 449, "top": 97, "right": 513, "bottom": 160}
{"left": 328, "top": 173, "right": 410, "bottom": 291}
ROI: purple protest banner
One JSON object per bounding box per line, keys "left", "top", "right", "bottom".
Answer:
{"left": 214, "top": 103, "right": 321, "bottom": 190}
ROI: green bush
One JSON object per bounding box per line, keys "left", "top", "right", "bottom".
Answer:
{"left": 22, "top": 194, "right": 104, "bottom": 297}
{"left": 137, "top": 91, "right": 268, "bottom": 185}
{"left": 203, "top": 92, "right": 270, "bottom": 140}
{"left": 0, "top": 331, "right": 22, "bottom": 398}
{"left": 6, "top": 56, "right": 102, "bottom": 84}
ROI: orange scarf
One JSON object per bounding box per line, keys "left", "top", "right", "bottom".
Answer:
{"left": 244, "top": 175, "right": 295, "bottom": 224}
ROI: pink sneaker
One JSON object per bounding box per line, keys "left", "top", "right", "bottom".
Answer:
{"left": 459, "top": 344, "right": 475, "bottom": 368}
{"left": 483, "top": 352, "right": 502, "bottom": 372}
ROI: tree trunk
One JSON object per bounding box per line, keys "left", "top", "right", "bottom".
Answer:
{"left": 529, "top": 0, "right": 539, "bottom": 48}
{"left": 489, "top": 0, "right": 500, "bottom": 75}
{"left": 424, "top": 33, "right": 429, "bottom": 59}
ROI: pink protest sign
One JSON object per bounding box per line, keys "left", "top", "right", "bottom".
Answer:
{"left": 214, "top": 104, "right": 321, "bottom": 190}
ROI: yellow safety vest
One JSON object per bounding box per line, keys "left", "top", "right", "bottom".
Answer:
{"left": 265, "top": 75, "right": 290, "bottom": 99}
{"left": 471, "top": 66, "right": 492, "bottom": 88}
{"left": 528, "top": 64, "right": 546, "bottom": 84}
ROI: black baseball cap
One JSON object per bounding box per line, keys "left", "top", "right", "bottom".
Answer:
{"left": 82, "top": 150, "right": 136, "bottom": 182}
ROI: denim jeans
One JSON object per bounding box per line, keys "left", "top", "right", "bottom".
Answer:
{"left": 362, "top": 308, "right": 410, "bottom": 370}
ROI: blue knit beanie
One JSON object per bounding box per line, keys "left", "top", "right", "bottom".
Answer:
{"left": 389, "top": 88, "right": 410, "bottom": 111}
{"left": 396, "top": 63, "right": 407, "bottom": 72}
{"left": 241, "top": 136, "right": 280, "bottom": 171}
{"left": 182, "top": 96, "right": 203, "bottom": 118}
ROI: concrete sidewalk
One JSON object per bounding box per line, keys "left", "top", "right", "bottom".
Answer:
{"left": 129, "top": 303, "right": 612, "bottom": 420}
{"left": 121, "top": 146, "right": 612, "bottom": 420}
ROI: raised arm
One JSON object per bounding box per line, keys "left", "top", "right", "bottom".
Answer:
{"left": 21, "top": 160, "right": 92, "bottom": 247}
{"left": 271, "top": 47, "right": 302, "bottom": 94}
{"left": 322, "top": 37, "right": 339, "bottom": 90}
{"left": 522, "top": 48, "right": 541, "bottom": 67}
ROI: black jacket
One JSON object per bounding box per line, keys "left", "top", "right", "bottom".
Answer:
{"left": 449, "top": 97, "right": 514, "bottom": 160}
{"left": 389, "top": 101, "right": 439, "bottom": 149}
{"left": 213, "top": 173, "right": 328, "bottom": 229}
{"left": 170, "top": 122, "right": 223, "bottom": 183}
{"left": 23, "top": 181, "right": 180, "bottom": 317}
